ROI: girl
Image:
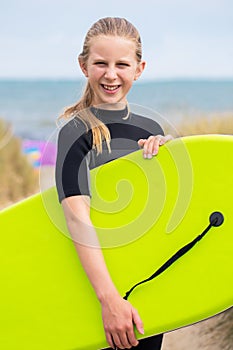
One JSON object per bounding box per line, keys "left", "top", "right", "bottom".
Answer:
{"left": 55, "top": 17, "right": 172, "bottom": 349}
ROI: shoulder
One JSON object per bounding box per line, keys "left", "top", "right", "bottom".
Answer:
{"left": 58, "top": 117, "right": 88, "bottom": 139}
{"left": 58, "top": 117, "right": 92, "bottom": 144}
{"left": 129, "top": 112, "right": 164, "bottom": 135}
{"left": 57, "top": 117, "right": 93, "bottom": 155}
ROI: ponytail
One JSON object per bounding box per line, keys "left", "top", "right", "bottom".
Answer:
{"left": 59, "top": 82, "right": 111, "bottom": 154}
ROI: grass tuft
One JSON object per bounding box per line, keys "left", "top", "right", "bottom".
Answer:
{"left": 0, "top": 118, "right": 39, "bottom": 209}
{"left": 176, "top": 113, "right": 233, "bottom": 136}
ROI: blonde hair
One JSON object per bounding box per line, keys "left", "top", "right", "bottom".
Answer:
{"left": 59, "top": 17, "right": 142, "bottom": 154}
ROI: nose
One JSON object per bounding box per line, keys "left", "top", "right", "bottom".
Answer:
{"left": 104, "top": 66, "right": 117, "bottom": 80}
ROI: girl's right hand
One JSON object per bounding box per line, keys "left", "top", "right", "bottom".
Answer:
{"left": 101, "top": 293, "right": 144, "bottom": 349}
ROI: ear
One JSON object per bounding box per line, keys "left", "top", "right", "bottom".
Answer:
{"left": 134, "top": 60, "right": 146, "bottom": 81}
{"left": 78, "top": 56, "right": 88, "bottom": 77}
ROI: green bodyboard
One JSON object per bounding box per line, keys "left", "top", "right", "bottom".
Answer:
{"left": 0, "top": 135, "right": 233, "bottom": 349}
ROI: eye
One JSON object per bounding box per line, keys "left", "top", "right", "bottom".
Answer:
{"left": 117, "top": 62, "right": 130, "bottom": 67}
{"left": 94, "top": 61, "right": 106, "bottom": 66}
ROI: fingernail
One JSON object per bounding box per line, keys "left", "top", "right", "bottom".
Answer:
{"left": 147, "top": 154, "right": 152, "bottom": 159}
{"left": 143, "top": 154, "right": 147, "bottom": 159}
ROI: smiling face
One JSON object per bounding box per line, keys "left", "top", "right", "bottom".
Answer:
{"left": 79, "top": 35, "right": 145, "bottom": 107}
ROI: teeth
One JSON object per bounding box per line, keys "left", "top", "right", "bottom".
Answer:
{"left": 103, "top": 85, "right": 119, "bottom": 91}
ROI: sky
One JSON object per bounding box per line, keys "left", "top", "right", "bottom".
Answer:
{"left": 0, "top": 0, "right": 232, "bottom": 80}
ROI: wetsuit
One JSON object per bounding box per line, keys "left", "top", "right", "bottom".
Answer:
{"left": 55, "top": 106, "right": 164, "bottom": 349}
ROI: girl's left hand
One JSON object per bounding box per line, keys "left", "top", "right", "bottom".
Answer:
{"left": 138, "top": 134, "right": 173, "bottom": 159}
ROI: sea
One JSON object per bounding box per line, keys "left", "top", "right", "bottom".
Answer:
{"left": 0, "top": 79, "right": 233, "bottom": 141}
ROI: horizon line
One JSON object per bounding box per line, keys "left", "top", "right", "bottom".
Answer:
{"left": 0, "top": 76, "right": 233, "bottom": 83}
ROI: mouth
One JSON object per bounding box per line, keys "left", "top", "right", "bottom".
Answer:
{"left": 101, "top": 84, "right": 121, "bottom": 92}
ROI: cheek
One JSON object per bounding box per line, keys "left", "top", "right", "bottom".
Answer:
{"left": 120, "top": 69, "right": 136, "bottom": 82}
{"left": 127, "top": 72, "right": 137, "bottom": 84}
{"left": 88, "top": 67, "right": 103, "bottom": 80}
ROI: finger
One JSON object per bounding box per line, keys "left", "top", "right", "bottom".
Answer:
{"left": 132, "top": 308, "right": 144, "bottom": 335}
{"left": 141, "top": 136, "right": 153, "bottom": 158}
{"left": 138, "top": 139, "right": 146, "bottom": 148}
{"left": 112, "top": 333, "right": 125, "bottom": 349}
{"left": 152, "top": 135, "right": 173, "bottom": 154}
{"left": 147, "top": 136, "right": 157, "bottom": 157}
{"left": 153, "top": 134, "right": 171, "bottom": 155}
{"left": 106, "top": 332, "right": 115, "bottom": 349}
{"left": 127, "top": 328, "right": 139, "bottom": 347}
{"left": 118, "top": 332, "right": 132, "bottom": 349}
{"left": 152, "top": 139, "right": 161, "bottom": 155}
{"left": 145, "top": 136, "right": 163, "bottom": 157}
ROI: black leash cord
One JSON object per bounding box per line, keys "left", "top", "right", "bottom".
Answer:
{"left": 123, "top": 211, "right": 224, "bottom": 300}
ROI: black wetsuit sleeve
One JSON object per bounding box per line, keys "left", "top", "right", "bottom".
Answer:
{"left": 55, "top": 113, "right": 164, "bottom": 203}
{"left": 55, "top": 120, "right": 92, "bottom": 203}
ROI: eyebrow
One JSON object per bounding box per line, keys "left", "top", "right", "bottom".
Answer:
{"left": 116, "top": 59, "right": 131, "bottom": 63}
{"left": 92, "top": 57, "right": 132, "bottom": 63}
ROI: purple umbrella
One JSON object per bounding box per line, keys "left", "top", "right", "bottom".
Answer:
{"left": 22, "top": 140, "right": 57, "bottom": 167}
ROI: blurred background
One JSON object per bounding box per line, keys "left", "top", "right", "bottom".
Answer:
{"left": 0, "top": 1, "right": 232, "bottom": 348}
{"left": 0, "top": 0, "right": 232, "bottom": 141}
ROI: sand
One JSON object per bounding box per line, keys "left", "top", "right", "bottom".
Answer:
{"left": 162, "top": 309, "right": 232, "bottom": 350}
{"left": 163, "top": 313, "right": 217, "bottom": 349}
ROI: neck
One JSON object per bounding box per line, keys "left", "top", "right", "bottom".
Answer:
{"left": 92, "top": 102, "right": 127, "bottom": 111}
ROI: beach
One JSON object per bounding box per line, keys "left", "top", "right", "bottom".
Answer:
{"left": 162, "top": 309, "right": 233, "bottom": 349}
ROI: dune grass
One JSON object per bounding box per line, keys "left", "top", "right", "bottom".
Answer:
{"left": 0, "top": 118, "right": 39, "bottom": 209}
{"left": 176, "top": 113, "right": 233, "bottom": 136}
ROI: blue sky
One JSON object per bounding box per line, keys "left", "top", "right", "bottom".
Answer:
{"left": 1, "top": 0, "right": 232, "bottom": 80}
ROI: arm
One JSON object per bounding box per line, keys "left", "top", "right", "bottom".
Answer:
{"left": 61, "top": 195, "right": 144, "bottom": 349}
